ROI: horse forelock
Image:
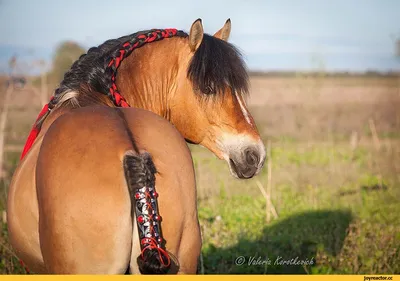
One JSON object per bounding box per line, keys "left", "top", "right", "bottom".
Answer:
{"left": 186, "top": 33, "right": 249, "bottom": 101}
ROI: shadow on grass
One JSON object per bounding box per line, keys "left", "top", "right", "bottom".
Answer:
{"left": 202, "top": 210, "right": 353, "bottom": 274}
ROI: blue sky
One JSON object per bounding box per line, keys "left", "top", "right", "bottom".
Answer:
{"left": 0, "top": 0, "right": 399, "bottom": 73}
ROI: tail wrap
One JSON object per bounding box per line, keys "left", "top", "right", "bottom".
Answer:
{"left": 123, "top": 151, "right": 171, "bottom": 274}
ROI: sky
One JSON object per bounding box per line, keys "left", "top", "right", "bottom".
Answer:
{"left": 0, "top": 0, "right": 399, "bottom": 73}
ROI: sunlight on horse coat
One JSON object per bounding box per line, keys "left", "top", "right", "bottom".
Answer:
{"left": 7, "top": 18, "right": 265, "bottom": 274}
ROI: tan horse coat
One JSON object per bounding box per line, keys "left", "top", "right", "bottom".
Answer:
{"left": 8, "top": 106, "right": 201, "bottom": 273}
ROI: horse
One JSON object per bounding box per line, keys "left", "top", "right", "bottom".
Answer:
{"left": 7, "top": 18, "right": 266, "bottom": 274}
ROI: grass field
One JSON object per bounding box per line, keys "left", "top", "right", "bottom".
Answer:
{"left": 0, "top": 74, "right": 399, "bottom": 274}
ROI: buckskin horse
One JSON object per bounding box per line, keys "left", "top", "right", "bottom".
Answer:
{"left": 7, "top": 18, "right": 266, "bottom": 274}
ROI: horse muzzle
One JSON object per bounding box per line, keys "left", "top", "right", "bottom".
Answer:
{"left": 228, "top": 145, "right": 266, "bottom": 179}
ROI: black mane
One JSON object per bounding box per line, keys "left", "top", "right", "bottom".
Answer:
{"left": 187, "top": 33, "right": 249, "bottom": 96}
{"left": 54, "top": 29, "right": 248, "bottom": 103}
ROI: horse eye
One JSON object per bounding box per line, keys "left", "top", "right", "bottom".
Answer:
{"left": 205, "top": 85, "right": 215, "bottom": 94}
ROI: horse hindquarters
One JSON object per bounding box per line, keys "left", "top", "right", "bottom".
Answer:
{"left": 36, "top": 111, "right": 134, "bottom": 274}
{"left": 35, "top": 107, "right": 201, "bottom": 274}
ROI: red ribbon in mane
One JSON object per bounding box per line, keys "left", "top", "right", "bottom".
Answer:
{"left": 20, "top": 101, "right": 51, "bottom": 160}
{"left": 20, "top": 28, "right": 178, "bottom": 162}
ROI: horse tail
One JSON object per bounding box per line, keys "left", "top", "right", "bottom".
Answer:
{"left": 123, "top": 152, "right": 171, "bottom": 274}
{"left": 118, "top": 108, "right": 171, "bottom": 274}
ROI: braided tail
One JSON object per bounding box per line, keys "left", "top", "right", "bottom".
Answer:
{"left": 123, "top": 151, "right": 171, "bottom": 274}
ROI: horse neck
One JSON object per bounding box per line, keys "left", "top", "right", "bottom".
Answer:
{"left": 116, "top": 38, "right": 186, "bottom": 119}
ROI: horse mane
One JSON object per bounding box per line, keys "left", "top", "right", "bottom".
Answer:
{"left": 187, "top": 34, "right": 249, "bottom": 97}
{"left": 52, "top": 28, "right": 249, "bottom": 109}
{"left": 52, "top": 29, "right": 187, "bottom": 106}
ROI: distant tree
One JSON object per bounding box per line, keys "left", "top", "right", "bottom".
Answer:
{"left": 50, "top": 41, "right": 86, "bottom": 85}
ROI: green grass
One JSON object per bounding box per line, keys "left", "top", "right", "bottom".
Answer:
{"left": 190, "top": 139, "right": 400, "bottom": 274}
{"left": 1, "top": 137, "right": 399, "bottom": 275}
{"left": 0, "top": 78, "right": 399, "bottom": 274}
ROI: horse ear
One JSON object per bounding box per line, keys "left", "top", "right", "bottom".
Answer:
{"left": 214, "top": 18, "right": 231, "bottom": 41}
{"left": 189, "top": 18, "right": 204, "bottom": 52}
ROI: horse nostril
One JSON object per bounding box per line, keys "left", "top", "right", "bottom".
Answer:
{"left": 245, "top": 148, "right": 259, "bottom": 167}
{"left": 229, "top": 149, "right": 261, "bottom": 179}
